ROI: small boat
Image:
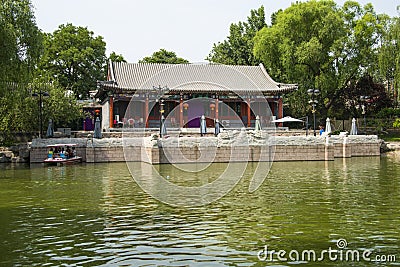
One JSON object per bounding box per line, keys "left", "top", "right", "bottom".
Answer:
{"left": 44, "top": 143, "right": 82, "bottom": 165}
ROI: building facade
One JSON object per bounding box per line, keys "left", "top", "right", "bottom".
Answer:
{"left": 95, "top": 62, "right": 297, "bottom": 130}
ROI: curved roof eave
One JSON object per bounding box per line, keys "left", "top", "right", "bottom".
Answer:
{"left": 102, "top": 62, "right": 298, "bottom": 94}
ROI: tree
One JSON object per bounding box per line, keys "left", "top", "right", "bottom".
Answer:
{"left": 38, "top": 23, "right": 107, "bottom": 99}
{"left": 0, "top": 0, "right": 43, "bottom": 144}
{"left": 253, "top": 0, "right": 390, "bottom": 118}
{"left": 378, "top": 17, "right": 400, "bottom": 105}
{"left": 0, "top": 0, "right": 42, "bottom": 82}
{"left": 139, "top": 48, "right": 189, "bottom": 64}
{"left": 105, "top": 51, "right": 126, "bottom": 77}
{"left": 0, "top": 79, "right": 82, "bottom": 143}
{"left": 207, "top": 6, "right": 266, "bottom": 65}
{"left": 333, "top": 75, "right": 392, "bottom": 118}
{"left": 108, "top": 51, "right": 126, "bottom": 63}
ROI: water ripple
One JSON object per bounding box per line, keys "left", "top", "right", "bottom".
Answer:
{"left": 0, "top": 159, "right": 399, "bottom": 266}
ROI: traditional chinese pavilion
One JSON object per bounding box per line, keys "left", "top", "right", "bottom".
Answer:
{"left": 95, "top": 61, "right": 297, "bottom": 130}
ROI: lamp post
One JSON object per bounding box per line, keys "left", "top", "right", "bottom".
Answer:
{"left": 32, "top": 89, "right": 50, "bottom": 139}
{"left": 360, "top": 95, "right": 369, "bottom": 134}
{"left": 307, "top": 89, "right": 320, "bottom": 136}
{"left": 153, "top": 85, "right": 169, "bottom": 137}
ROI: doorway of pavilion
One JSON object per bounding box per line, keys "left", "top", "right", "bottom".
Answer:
{"left": 186, "top": 100, "right": 204, "bottom": 128}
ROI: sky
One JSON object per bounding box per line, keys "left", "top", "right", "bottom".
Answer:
{"left": 31, "top": 0, "right": 399, "bottom": 63}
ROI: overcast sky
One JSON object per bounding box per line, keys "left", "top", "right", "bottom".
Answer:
{"left": 31, "top": 0, "right": 399, "bottom": 63}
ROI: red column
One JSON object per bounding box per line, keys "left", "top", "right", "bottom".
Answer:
{"left": 278, "top": 98, "right": 283, "bottom": 118}
{"left": 179, "top": 96, "right": 183, "bottom": 128}
{"left": 215, "top": 98, "right": 219, "bottom": 121}
{"left": 247, "top": 99, "right": 251, "bottom": 127}
{"left": 109, "top": 96, "right": 114, "bottom": 128}
{"left": 145, "top": 96, "right": 149, "bottom": 128}
{"left": 278, "top": 98, "right": 283, "bottom": 127}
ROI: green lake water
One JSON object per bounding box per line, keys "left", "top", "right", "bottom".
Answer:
{"left": 0, "top": 157, "right": 399, "bottom": 266}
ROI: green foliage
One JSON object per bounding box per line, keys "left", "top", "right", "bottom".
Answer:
{"left": 0, "top": 82, "right": 31, "bottom": 135}
{"left": 108, "top": 51, "right": 126, "bottom": 63}
{"left": 0, "top": 0, "right": 42, "bottom": 82}
{"left": 378, "top": 17, "right": 400, "bottom": 103}
{"left": 39, "top": 81, "right": 83, "bottom": 129}
{"left": 393, "top": 118, "right": 400, "bottom": 128}
{"left": 0, "top": 3, "right": 125, "bottom": 142}
{"left": 139, "top": 49, "right": 189, "bottom": 64}
{"left": 38, "top": 23, "right": 107, "bottom": 99}
{"left": 332, "top": 75, "right": 392, "bottom": 118}
{"left": 105, "top": 52, "right": 126, "bottom": 77}
{"left": 0, "top": 80, "right": 82, "bottom": 136}
{"left": 253, "top": 0, "right": 390, "bottom": 118}
{"left": 207, "top": 6, "right": 266, "bottom": 65}
{"left": 375, "top": 107, "right": 400, "bottom": 118}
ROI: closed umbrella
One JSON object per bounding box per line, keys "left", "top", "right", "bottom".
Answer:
{"left": 160, "top": 115, "right": 167, "bottom": 137}
{"left": 325, "top": 117, "right": 332, "bottom": 134}
{"left": 255, "top": 115, "right": 262, "bottom": 131}
{"left": 94, "top": 117, "right": 102, "bottom": 138}
{"left": 46, "top": 119, "right": 54, "bottom": 138}
{"left": 214, "top": 119, "right": 220, "bottom": 136}
{"left": 350, "top": 118, "right": 357, "bottom": 135}
{"left": 200, "top": 115, "right": 207, "bottom": 136}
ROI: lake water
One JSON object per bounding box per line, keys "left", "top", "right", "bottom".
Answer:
{"left": 0, "top": 157, "right": 399, "bottom": 266}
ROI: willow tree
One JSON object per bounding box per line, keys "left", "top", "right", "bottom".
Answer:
{"left": 254, "top": 0, "right": 389, "bottom": 118}
{"left": 0, "top": 0, "right": 42, "bottom": 82}
{"left": 0, "top": 0, "right": 43, "bottom": 143}
{"left": 379, "top": 17, "right": 400, "bottom": 105}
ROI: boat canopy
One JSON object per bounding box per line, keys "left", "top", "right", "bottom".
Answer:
{"left": 46, "top": 144, "right": 78, "bottom": 147}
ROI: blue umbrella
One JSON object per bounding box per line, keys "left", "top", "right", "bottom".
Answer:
{"left": 46, "top": 119, "right": 54, "bottom": 138}
{"left": 94, "top": 117, "right": 102, "bottom": 138}
{"left": 200, "top": 115, "right": 207, "bottom": 136}
{"left": 214, "top": 119, "right": 220, "bottom": 136}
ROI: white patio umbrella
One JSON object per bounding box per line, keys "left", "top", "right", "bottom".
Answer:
{"left": 350, "top": 118, "right": 358, "bottom": 135}
{"left": 200, "top": 115, "right": 207, "bottom": 136}
{"left": 325, "top": 118, "right": 332, "bottom": 134}
{"left": 160, "top": 115, "right": 167, "bottom": 137}
{"left": 271, "top": 116, "right": 303, "bottom": 123}
{"left": 255, "top": 115, "right": 262, "bottom": 131}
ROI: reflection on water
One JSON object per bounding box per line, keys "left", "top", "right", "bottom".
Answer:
{"left": 0, "top": 157, "right": 399, "bottom": 266}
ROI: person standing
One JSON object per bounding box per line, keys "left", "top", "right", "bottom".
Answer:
{"left": 319, "top": 125, "right": 325, "bottom": 136}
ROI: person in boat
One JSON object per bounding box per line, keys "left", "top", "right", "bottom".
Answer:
{"left": 48, "top": 148, "right": 54, "bottom": 159}
{"left": 72, "top": 147, "right": 76, "bottom": 158}
{"left": 59, "top": 148, "right": 66, "bottom": 159}
{"left": 52, "top": 147, "right": 57, "bottom": 158}
{"left": 66, "top": 146, "right": 72, "bottom": 159}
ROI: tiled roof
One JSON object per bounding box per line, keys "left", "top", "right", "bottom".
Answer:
{"left": 106, "top": 62, "right": 297, "bottom": 94}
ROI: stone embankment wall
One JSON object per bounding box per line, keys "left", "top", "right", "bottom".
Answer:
{"left": 0, "top": 144, "right": 30, "bottom": 163}
{"left": 30, "top": 132, "right": 382, "bottom": 164}
{"left": 384, "top": 141, "right": 400, "bottom": 159}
